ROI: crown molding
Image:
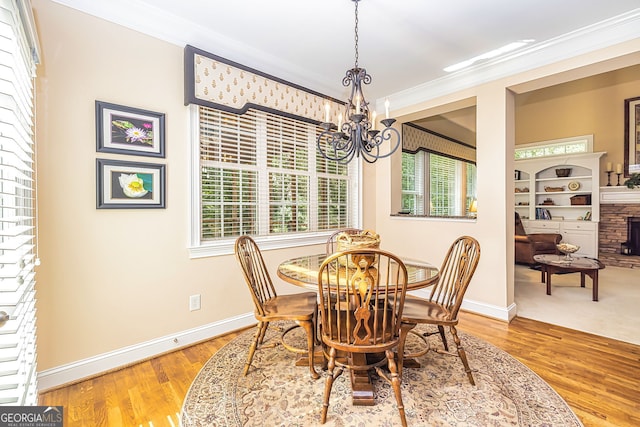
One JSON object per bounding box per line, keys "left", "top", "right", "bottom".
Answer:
{"left": 386, "top": 9, "right": 640, "bottom": 111}
{"left": 51, "top": 1, "right": 640, "bottom": 108}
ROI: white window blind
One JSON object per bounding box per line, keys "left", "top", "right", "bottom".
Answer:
{"left": 0, "top": 0, "right": 39, "bottom": 406}
{"left": 402, "top": 150, "right": 476, "bottom": 217}
{"left": 401, "top": 152, "right": 425, "bottom": 215}
{"left": 430, "top": 155, "right": 458, "bottom": 216}
{"left": 193, "top": 106, "right": 356, "bottom": 256}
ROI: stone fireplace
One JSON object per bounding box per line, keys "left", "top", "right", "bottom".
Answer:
{"left": 598, "top": 188, "right": 640, "bottom": 268}
{"left": 628, "top": 217, "right": 640, "bottom": 255}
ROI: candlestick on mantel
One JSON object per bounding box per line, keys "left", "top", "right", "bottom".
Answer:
{"left": 606, "top": 171, "right": 612, "bottom": 186}
{"left": 616, "top": 173, "right": 623, "bottom": 186}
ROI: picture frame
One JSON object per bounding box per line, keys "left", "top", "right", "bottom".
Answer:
{"left": 624, "top": 96, "right": 640, "bottom": 177}
{"left": 96, "top": 101, "right": 165, "bottom": 157}
{"left": 96, "top": 159, "right": 166, "bottom": 209}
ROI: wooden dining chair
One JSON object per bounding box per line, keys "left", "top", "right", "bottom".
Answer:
{"left": 317, "top": 249, "right": 410, "bottom": 427}
{"left": 400, "top": 236, "right": 481, "bottom": 385}
{"left": 325, "top": 228, "right": 364, "bottom": 256}
{"left": 234, "top": 235, "right": 319, "bottom": 379}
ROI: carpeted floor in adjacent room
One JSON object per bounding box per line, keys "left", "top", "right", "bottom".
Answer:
{"left": 514, "top": 264, "right": 640, "bottom": 345}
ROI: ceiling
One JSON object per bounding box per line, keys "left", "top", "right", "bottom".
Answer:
{"left": 50, "top": 0, "right": 639, "bottom": 102}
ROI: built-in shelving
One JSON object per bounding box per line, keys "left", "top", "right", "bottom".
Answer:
{"left": 514, "top": 152, "right": 605, "bottom": 257}
{"left": 514, "top": 152, "right": 603, "bottom": 221}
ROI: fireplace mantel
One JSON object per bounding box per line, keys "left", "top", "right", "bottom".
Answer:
{"left": 599, "top": 186, "right": 640, "bottom": 204}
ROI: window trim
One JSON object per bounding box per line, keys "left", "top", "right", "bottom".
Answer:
{"left": 188, "top": 105, "right": 362, "bottom": 258}
{"left": 401, "top": 150, "right": 476, "bottom": 218}
{"left": 514, "top": 134, "right": 593, "bottom": 159}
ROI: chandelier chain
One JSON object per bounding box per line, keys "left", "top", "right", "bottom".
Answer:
{"left": 354, "top": 0, "right": 359, "bottom": 68}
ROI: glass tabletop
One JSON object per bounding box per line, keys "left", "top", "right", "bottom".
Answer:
{"left": 277, "top": 253, "right": 439, "bottom": 291}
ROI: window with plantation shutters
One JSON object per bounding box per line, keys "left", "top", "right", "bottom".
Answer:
{"left": 192, "top": 105, "right": 357, "bottom": 257}
{"left": 401, "top": 152, "right": 425, "bottom": 215}
{"left": 401, "top": 150, "right": 476, "bottom": 217}
{"left": 316, "top": 140, "right": 350, "bottom": 231}
{"left": 430, "top": 154, "right": 458, "bottom": 216}
{"left": 0, "top": 0, "right": 39, "bottom": 406}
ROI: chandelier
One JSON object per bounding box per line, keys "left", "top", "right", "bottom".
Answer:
{"left": 317, "top": 0, "right": 401, "bottom": 164}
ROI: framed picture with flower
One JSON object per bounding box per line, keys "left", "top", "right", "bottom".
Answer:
{"left": 96, "top": 159, "right": 166, "bottom": 209}
{"left": 96, "top": 101, "right": 165, "bottom": 157}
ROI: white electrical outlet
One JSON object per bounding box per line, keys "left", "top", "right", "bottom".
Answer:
{"left": 189, "top": 294, "right": 201, "bottom": 311}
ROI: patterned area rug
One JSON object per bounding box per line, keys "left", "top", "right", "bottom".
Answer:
{"left": 181, "top": 322, "right": 582, "bottom": 426}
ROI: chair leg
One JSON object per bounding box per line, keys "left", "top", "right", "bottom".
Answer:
{"left": 450, "top": 325, "right": 475, "bottom": 385}
{"left": 244, "top": 321, "right": 265, "bottom": 376}
{"left": 386, "top": 349, "right": 408, "bottom": 427}
{"left": 422, "top": 325, "right": 449, "bottom": 352}
{"left": 397, "top": 322, "right": 415, "bottom": 379}
{"left": 257, "top": 321, "right": 269, "bottom": 345}
{"left": 299, "top": 320, "right": 319, "bottom": 379}
{"left": 321, "top": 348, "right": 342, "bottom": 424}
{"left": 314, "top": 305, "right": 322, "bottom": 346}
{"left": 437, "top": 325, "right": 449, "bottom": 351}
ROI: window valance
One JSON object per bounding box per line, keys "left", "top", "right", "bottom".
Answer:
{"left": 184, "top": 45, "right": 343, "bottom": 124}
{"left": 402, "top": 123, "right": 476, "bottom": 164}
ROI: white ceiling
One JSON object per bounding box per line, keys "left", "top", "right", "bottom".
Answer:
{"left": 50, "top": 0, "right": 640, "bottom": 102}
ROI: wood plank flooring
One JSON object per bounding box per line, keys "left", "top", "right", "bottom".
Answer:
{"left": 39, "top": 312, "right": 640, "bottom": 427}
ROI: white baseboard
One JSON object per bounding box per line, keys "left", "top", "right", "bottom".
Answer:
{"left": 38, "top": 299, "right": 517, "bottom": 392}
{"left": 37, "top": 313, "right": 255, "bottom": 392}
{"left": 408, "top": 289, "right": 517, "bottom": 322}
{"left": 461, "top": 298, "right": 518, "bottom": 322}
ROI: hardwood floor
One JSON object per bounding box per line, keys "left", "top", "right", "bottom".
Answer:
{"left": 39, "top": 312, "right": 640, "bottom": 427}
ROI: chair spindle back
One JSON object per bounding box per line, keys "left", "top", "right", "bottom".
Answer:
{"left": 235, "top": 235, "right": 277, "bottom": 317}
{"left": 318, "top": 249, "right": 408, "bottom": 352}
{"left": 428, "top": 236, "right": 481, "bottom": 319}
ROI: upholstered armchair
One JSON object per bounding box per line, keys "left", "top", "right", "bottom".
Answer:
{"left": 515, "top": 212, "right": 562, "bottom": 265}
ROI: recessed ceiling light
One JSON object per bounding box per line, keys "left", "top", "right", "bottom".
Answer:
{"left": 444, "top": 39, "right": 535, "bottom": 72}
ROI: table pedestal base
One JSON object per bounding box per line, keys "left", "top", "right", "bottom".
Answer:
{"left": 350, "top": 359, "right": 376, "bottom": 406}
{"left": 297, "top": 351, "right": 403, "bottom": 406}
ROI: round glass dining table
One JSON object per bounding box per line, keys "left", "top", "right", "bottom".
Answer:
{"left": 277, "top": 253, "right": 439, "bottom": 291}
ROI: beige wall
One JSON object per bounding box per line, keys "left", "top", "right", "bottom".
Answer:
{"left": 32, "top": 0, "right": 640, "bottom": 379}
{"left": 33, "top": 0, "right": 328, "bottom": 372}
{"left": 379, "top": 43, "right": 640, "bottom": 319}
{"left": 516, "top": 65, "right": 640, "bottom": 185}
{"left": 381, "top": 84, "right": 516, "bottom": 312}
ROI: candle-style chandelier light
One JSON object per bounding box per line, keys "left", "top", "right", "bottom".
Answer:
{"left": 317, "top": 0, "right": 401, "bottom": 164}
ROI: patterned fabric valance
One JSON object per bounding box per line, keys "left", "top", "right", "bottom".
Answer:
{"left": 184, "top": 45, "right": 344, "bottom": 124}
{"left": 402, "top": 123, "right": 476, "bottom": 163}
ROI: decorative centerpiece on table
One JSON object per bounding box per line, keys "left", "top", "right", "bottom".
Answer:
{"left": 336, "top": 230, "right": 380, "bottom": 268}
{"left": 557, "top": 243, "right": 579, "bottom": 261}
